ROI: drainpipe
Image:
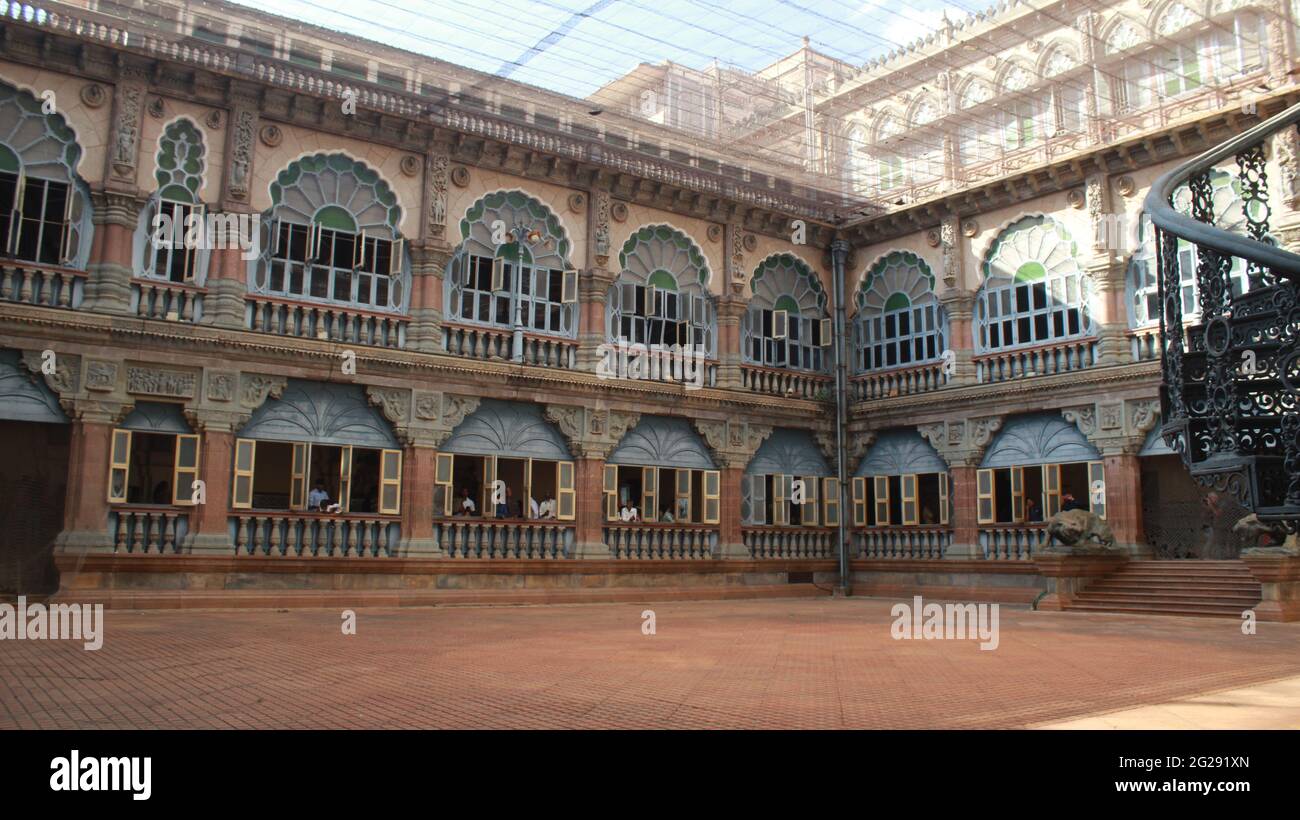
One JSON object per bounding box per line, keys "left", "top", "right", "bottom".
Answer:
{"left": 831, "top": 238, "right": 852, "bottom": 596}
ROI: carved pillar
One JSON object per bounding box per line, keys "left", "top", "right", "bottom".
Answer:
{"left": 715, "top": 293, "right": 746, "bottom": 390}
{"left": 1102, "top": 449, "right": 1146, "bottom": 556}
{"left": 55, "top": 401, "right": 129, "bottom": 554}
{"left": 948, "top": 463, "right": 981, "bottom": 559}
{"left": 400, "top": 442, "right": 440, "bottom": 556}
{"left": 222, "top": 95, "right": 258, "bottom": 211}
{"left": 407, "top": 242, "right": 451, "bottom": 353}
{"left": 185, "top": 410, "right": 242, "bottom": 554}
{"left": 200, "top": 241, "right": 249, "bottom": 330}
{"left": 573, "top": 456, "right": 608, "bottom": 558}
{"left": 81, "top": 190, "right": 142, "bottom": 315}
{"left": 1084, "top": 173, "right": 1131, "bottom": 366}
{"left": 694, "top": 419, "right": 773, "bottom": 558}
{"left": 578, "top": 267, "right": 616, "bottom": 371}
{"left": 937, "top": 288, "right": 976, "bottom": 385}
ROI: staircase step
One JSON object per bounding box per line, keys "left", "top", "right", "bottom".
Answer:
{"left": 1087, "top": 582, "right": 1261, "bottom": 594}
{"left": 1074, "top": 592, "right": 1260, "bottom": 607}
{"left": 1066, "top": 602, "right": 1251, "bottom": 618}
{"left": 1060, "top": 560, "right": 1261, "bottom": 619}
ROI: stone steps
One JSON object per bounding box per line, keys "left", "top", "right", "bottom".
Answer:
{"left": 1065, "top": 560, "right": 1261, "bottom": 619}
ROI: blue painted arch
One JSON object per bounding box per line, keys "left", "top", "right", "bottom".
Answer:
{"left": 0, "top": 349, "right": 67, "bottom": 424}
{"left": 608, "top": 416, "right": 715, "bottom": 469}
{"left": 855, "top": 430, "right": 947, "bottom": 476}
{"left": 746, "top": 428, "right": 830, "bottom": 476}
{"left": 980, "top": 412, "right": 1100, "bottom": 467}
{"left": 121, "top": 401, "right": 191, "bottom": 434}
{"left": 238, "top": 380, "right": 399, "bottom": 448}
{"left": 440, "top": 400, "right": 572, "bottom": 460}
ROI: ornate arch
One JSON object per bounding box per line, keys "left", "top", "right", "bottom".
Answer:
{"left": 237, "top": 380, "right": 400, "bottom": 448}
{"left": 607, "top": 223, "right": 716, "bottom": 355}
{"left": 853, "top": 250, "right": 947, "bottom": 373}
{"left": 0, "top": 79, "right": 92, "bottom": 268}
{"left": 746, "top": 428, "right": 831, "bottom": 476}
{"left": 958, "top": 77, "right": 994, "bottom": 110}
{"left": 249, "top": 152, "right": 410, "bottom": 310}
{"left": 0, "top": 349, "right": 67, "bottom": 424}
{"left": 856, "top": 250, "right": 937, "bottom": 312}
{"left": 608, "top": 415, "right": 716, "bottom": 469}
{"left": 980, "top": 412, "right": 1101, "bottom": 467}
{"left": 1038, "top": 41, "right": 1081, "bottom": 78}
{"left": 1100, "top": 14, "right": 1146, "bottom": 54}
{"left": 454, "top": 188, "right": 573, "bottom": 269}
{"left": 855, "top": 430, "right": 948, "bottom": 476}
{"left": 1150, "top": 0, "right": 1204, "bottom": 36}
{"left": 742, "top": 253, "right": 828, "bottom": 371}
{"left": 996, "top": 59, "right": 1037, "bottom": 93}
{"left": 907, "top": 94, "right": 941, "bottom": 128}
{"left": 440, "top": 399, "right": 572, "bottom": 460}
{"left": 748, "top": 253, "right": 826, "bottom": 314}
{"left": 135, "top": 118, "right": 210, "bottom": 283}
{"left": 871, "top": 108, "right": 904, "bottom": 144}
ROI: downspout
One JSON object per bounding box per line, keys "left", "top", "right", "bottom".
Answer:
{"left": 831, "top": 238, "right": 852, "bottom": 596}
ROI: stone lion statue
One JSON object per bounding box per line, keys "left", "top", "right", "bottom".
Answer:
{"left": 1046, "top": 508, "right": 1116, "bottom": 550}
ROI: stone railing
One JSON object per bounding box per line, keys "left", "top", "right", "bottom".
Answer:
{"left": 974, "top": 338, "right": 1098, "bottom": 383}
{"left": 604, "top": 523, "right": 717, "bottom": 559}
{"left": 109, "top": 506, "right": 192, "bottom": 554}
{"left": 854, "top": 527, "right": 951, "bottom": 559}
{"left": 0, "top": 262, "right": 83, "bottom": 309}
{"left": 1129, "top": 326, "right": 1160, "bottom": 362}
{"left": 132, "top": 279, "right": 204, "bottom": 323}
{"left": 739, "top": 364, "right": 833, "bottom": 401}
{"left": 978, "top": 525, "right": 1049, "bottom": 560}
{"left": 850, "top": 361, "right": 948, "bottom": 401}
{"left": 742, "top": 526, "right": 836, "bottom": 559}
{"left": 440, "top": 323, "right": 578, "bottom": 369}
{"left": 232, "top": 513, "right": 400, "bottom": 557}
{"left": 436, "top": 518, "right": 573, "bottom": 559}
{"left": 245, "top": 296, "right": 406, "bottom": 349}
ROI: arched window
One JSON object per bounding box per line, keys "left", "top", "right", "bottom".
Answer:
{"left": 976, "top": 215, "right": 1093, "bottom": 352}
{"left": 1128, "top": 169, "right": 1265, "bottom": 328}
{"left": 446, "top": 190, "right": 576, "bottom": 336}
{"left": 137, "top": 119, "right": 207, "bottom": 283}
{"left": 606, "top": 225, "right": 715, "bottom": 357}
{"left": 1212, "top": 11, "right": 1266, "bottom": 77}
{"left": 742, "top": 254, "right": 829, "bottom": 372}
{"left": 249, "top": 153, "right": 408, "bottom": 312}
{"left": 853, "top": 251, "right": 947, "bottom": 373}
{"left": 0, "top": 81, "right": 91, "bottom": 270}
{"left": 1154, "top": 4, "right": 1203, "bottom": 98}
{"left": 844, "top": 124, "right": 870, "bottom": 194}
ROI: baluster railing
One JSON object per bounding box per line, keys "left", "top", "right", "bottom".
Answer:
{"left": 974, "top": 339, "right": 1098, "bottom": 384}
{"left": 0, "top": 263, "right": 84, "bottom": 309}
{"left": 741, "top": 526, "right": 836, "bottom": 559}
{"left": 603, "top": 523, "right": 717, "bottom": 559}
{"left": 436, "top": 519, "right": 572, "bottom": 559}
{"left": 232, "top": 514, "right": 399, "bottom": 557}
{"left": 977, "top": 526, "right": 1047, "bottom": 560}
{"left": 108, "top": 508, "right": 190, "bottom": 554}
{"left": 244, "top": 296, "right": 406, "bottom": 349}
{"left": 854, "top": 527, "right": 952, "bottom": 559}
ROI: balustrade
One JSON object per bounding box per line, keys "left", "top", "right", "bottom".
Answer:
{"left": 604, "top": 523, "right": 716, "bottom": 559}
{"left": 233, "top": 513, "right": 399, "bottom": 557}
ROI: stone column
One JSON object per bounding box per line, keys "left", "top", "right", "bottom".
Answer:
{"left": 715, "top": 293, "right": 746, "bottom": 390}
{"left": 187, "top": 423, "right": 236, "bottom": 554}
{"left": 1102, "top": 449, "right": 1148, "bottom": 557}
{"left": 936, "top": 288, "right": 976, "bottom": 385}
{"left": 573, "top": 455, "right": 609, "bottom": 558}
{"left": 577, "top": 267, "right": 615, "bottom": 371}
{"left": 399, "top": 442, "right": 440, "bottom": 556}
{"left": 81, "top": 191, "right": 142, "bottom": 315}
{"left": 718, "top": 465, "right": 747, "bottom": 559}
{"left": 55, "top": 406, "right": 123, "bottom": 553}
{"left": 200, "top": 239, "right": 250, "bottom": 330}
{"left": 407, "top": 241, "right": 451, "bottom": 353}
{"left": 1084, "top": 173, "right": 1132, "bottom": 366}
{"left": 947, "top": 463, "right": 981, "bottom": 558}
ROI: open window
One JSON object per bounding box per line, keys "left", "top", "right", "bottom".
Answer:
{"left": 433, "top": 452, "right": 574, "bottom": 521}
{"left": 1, "top": 170, "right": 75, "bottom": 266}
{"left": 856, "top": 472, "right": 949, "bottom": 526}
{"left": 606, "top": 465, "right": 718, "bottom": 524}
{"left": 975, "top": 461, "right": 1105, "bottom": 524}
{"left": 266, "top": 215, "right": 402, "bottom": 310}
{"left": 106, "top": 428, "right": 201, "bottom": 506}
{"left": 231, "top": 439, "right": 401, "bottom": 515}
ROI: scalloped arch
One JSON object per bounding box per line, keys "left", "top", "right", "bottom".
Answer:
{"left": 907, "top": 94, "right": 941, "bottom": 128}
{"left": 617, "top": 223, "right": 711, "bottom": 286}
{"left": 979, "top": 214, "right": 1079, "bottom": 284}
{"left": 268, "top": 151, "right": 403, "bottom": 236}
{"left": 1149, "top": 0, "right": 1210, "bottom": 36}
{"left": 457, "top": 188, "right": 573, "bottom": 269}
{"left": 749, "top": 253, "right": 826, "bottom": 314}
{"left": 856, "top": 250, "right": 936, "bottom": 312}
{"left": 1100, "top": 14, "right": 1147, "bottom": 54}
{"left": 154, "top": 117, "right": 206, "bottom": 202}
{"left": 996, "top": 58, "right": 1037, "bottom": 93}
{"left": 958, "top": 77, "right": 994, "bottom": 110}
{"left": 746, "top": 428, "right": 831, "bottom": 476}
{"left": 1037, "top": 41, "right": 1081, "bottom": 78}
{"left": 0, "top": 78, "right": 85, "bottom": 179}
{"left": 855, "top": 430, "right": 948, "bottom": 476}
{"left": 871, "top": 108, "right": 904, "bottom": 143}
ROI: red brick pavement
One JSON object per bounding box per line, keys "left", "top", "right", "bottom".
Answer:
{"left": 2, "top": 598, "right": 1298, "bottom": 729}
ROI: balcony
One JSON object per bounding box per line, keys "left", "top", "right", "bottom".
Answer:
{"left": 245, "top": 295, "right": 406, "bottom": 349}
{"left": 850, "top": 361, "right": 948, "bottom": 401}
{"left": 0, "top": 261, "right": 83, "bottom": 309}
{"left": 603, "top": 522, "right": 717, "bottom": 559}
{"left": 742, "top": 525, "right": 836, "bottom": 559}
{"left": 232, "top": 512, "right": 401, "bottom": 557}
{"left": 109, "top": 506, "right": 192, "bottom": 554}
{"left": 978, "top": 524, "right": 1048, "bottom": 560}
{"left": 855, "top": 526, "right": 950, "bottom": 559}
{"left": 740, "top": 363, "right": 832, "bottom": 401}
{"left": 440, "top": 322, "right": 578, "bottom": 370}
{"left": 132, "top": 279, "right": 204, "bottom": 323}
{"left": 436, "top": 518, "right": 573, "bottom": 559}
{"left": 974, "top": 338, "right": 1098, "bottom": 383}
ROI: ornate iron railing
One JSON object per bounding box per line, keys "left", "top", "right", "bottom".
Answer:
{"left": 1144, "top": 101, "right": 1300, "bottom": 529}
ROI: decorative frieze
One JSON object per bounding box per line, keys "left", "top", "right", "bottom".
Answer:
{"left": 84, "top": 360, "right": 119, "bottom": 392}
{"left": 239, "top": 374, "right": 286, "bottom": 410}
{"left": 225, "top": 108, "right": 257, "bottom": 202}
{"left": 108, "top": 80, "right": 145, "bottom": 181}
{"left": 126, "top": 366, "right": 196, "bottom": 399}
{"left": 206, "top": 372, "right": 235, "bottom": 403}
{"left": 426, "top": 152, "right": 449, "bottom": 240}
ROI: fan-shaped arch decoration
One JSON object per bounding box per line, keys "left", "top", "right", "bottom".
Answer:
{"left": 120, "top": 400, "right": 192, "bottom": 434}
{"left": 976, "top": 215, "right": 1093, "bottom": 353}
{"left": 1154, "top": 2, "right": 1197, "bottom": 36}
{"left": 852, "top": 251, "right": 947, "bottom": 374}
{"left": 1104, "top": 18, "right": 1143, "bottom": 54}
{"left": 742, "top": 255, "right": 829, "bottom": 369}
{"left": 746, "top": 428, "right": 831, "bottom": 477}
{"left": 873, "top": 110, "right": 904, "bottom": 143}
{"left": 1127, "top": 169, "right": 1262, "bottom": 328}
{"left": 0, "top": 349, "right": 67, "bottom": 424}
{"left": 980, "top": 412, "right": 1100, "bottom": 468}
{"left": 135, "top": 118, "right": 210, "bottom": 283}
{"left": 960, "top": 79, "right": 993, "bottom": 110}
{"left": 237, "top": 380, "right": 400, "bottom": 449}
{"left": 439, "top": 399, "right": 573, "bottom": 460}
{"left": 1041, "top": 45, "right": 1079, "bottom": 78}
{"left": 154, "top": 119, "right": 205, "bottom": 202}
{"left": 249, "top": 152, "right": 410, "bottom": 312}
{"left": 909, "top": 97, "right": 940, "bottom": 127}
{"left": 607, "top": 415, "right": 716, "bottom": 469}
{"left": 607, "top": 224, "right": 716, "bottom": 357}
{"left": 999, "top": 61, "right": 1036, "bottom": 93}
{"left": 0, "top": 80, "right": 93, "bottom": 269}
{"left": 855, "top": 430, "right": 948, "bottom": 476}
{"left": 748, "top": 254, "right": 826, "bottom": 313}
{"left": 444, "top": 189, "right": 576, "bottom": 337}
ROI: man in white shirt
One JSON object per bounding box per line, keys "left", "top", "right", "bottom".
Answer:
{"left": 539, "top": 496, "right": 556, "bottom": 519}
{"left": 529, "top": 496, "right": 541, "bottom": 518}
{"left": 308, "top": 483, "right": 329, "bottom": 511}
{"left": 456, "top": 487, "right": 477, "bottom": 515}
{"left": 620, "top": 503, "right": 639, "bottom": 522}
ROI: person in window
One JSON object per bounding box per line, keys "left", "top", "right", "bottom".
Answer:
{"left": 538, "top": 495, "right": 557, "bottom": 520}
{"left": 1025, "top": 497, "right": 1043, "bottom": 523}
{"left": 620, "top": 502, "right": 640, "bottom": 522}
{"left": 495, "top": 485, "right": 512, "bottom": 519}
{"left": 1060, "top": 493, "right": 1084, "bottom": 512}
{"left": 921, "top": 505, "right": 937, "bottom": 525}
{"left": 660, "top": 506, "right": 675, "bottom": 524}
{"left": 308, "top": 482, "right": 330, "bottom": 512}
{"left": 455, "top": 487, "right": 477, "bottom": 516}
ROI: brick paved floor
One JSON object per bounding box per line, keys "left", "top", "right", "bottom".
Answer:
{"left": 2, "top": 598, "right": 1299, "bottom": 729}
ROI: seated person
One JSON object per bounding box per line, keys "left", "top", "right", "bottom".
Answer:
{"left": 1061, "top": 493, "right": 1084, "bottom": 512}
{"left": 454, "top": 487, "right": 478, "bottom": 516}
{"left": 538, "top": 496, "right": 557, "bottom": 520}
{"left": 619, "top": 502, "right": 640, "bottom": 522}
{"left": 660, "top": 506, "right": 675, "bottom": 523}
{"left": 308, "top": 482, "right": 330, "bottom": 512}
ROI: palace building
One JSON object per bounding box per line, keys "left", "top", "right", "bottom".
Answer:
{"left": 0, "top": 0, "right": 1296, "bottom": 613}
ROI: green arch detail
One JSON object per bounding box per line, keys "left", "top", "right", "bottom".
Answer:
{"left": 459, "top": 190, "right": 570, "bottom": 264}
{"left": 618, "top": 223, "right": 710, "bottom": 285}
{"left": 0, "top": 143, "right": 18, "bottom": 174}
{"left": 980, "top": 215, "right": 1077, "bottom": 281}
{"left": 1015, "top": 261, "right": 1047, "bottom": 283}
{"left": 884, "top": 292, "right": 911, "bottom": 311}
{"left": 158, "top": 183, "right": 194, "bottom": 204}
{"left": 313, "top": 205, "right": 358, "bottom": 233}
{"left": 859, "top": 250, "right": 935, "bottom": 305}
{"left": 497, "top": 242, "right": 534, "bottom": 265}
{"left": 648, "top": 270, "right": 679, "bottom": 290}
{"left": 269, "top": 152, "right": 402, "bottom": 231}
{"left": 774, "top": 294, "right": 801, "bottom": 313}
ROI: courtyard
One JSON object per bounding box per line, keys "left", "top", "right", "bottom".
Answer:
{"left": 2, "top": 598, "right": 1298, "bottom": 730}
